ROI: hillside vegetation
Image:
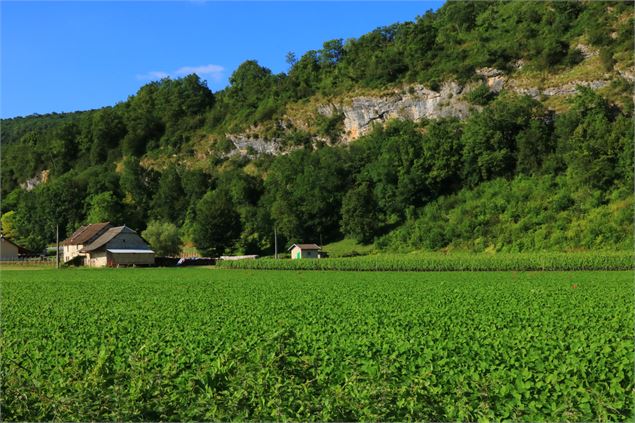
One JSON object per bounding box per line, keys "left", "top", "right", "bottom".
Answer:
{"left": 1, "top": 1, "right": 633, "bottom": 255}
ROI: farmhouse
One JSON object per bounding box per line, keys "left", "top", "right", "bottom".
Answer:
{"left": 80, "top": 225, "right": 154, "bottom": 267}
{"left": 288, "top": 243, "right": 321, "bottom": 259}
{"left": 0, "top": 235, "right": 29, "bottom": 260}
{"left": 62, "top": 222, "right": 113, "bottom": 263}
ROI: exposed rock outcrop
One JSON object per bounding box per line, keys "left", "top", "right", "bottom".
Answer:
{"left": 321, "top": 83, "right": 473, "bottom": 142}
{"left": 512, "top": 79, "right": 611, "bottom": 97}
{"left": 20, "top": 169, "right": 49, "bottom": 191}
{"left": 575, "top": 43, "right": 598, "bottom": 59}
{"left": 226, "top": 65, "right": 634, "bottom": 153}
{"left": 227, "top": 134, "right": 282, "bottom": 156}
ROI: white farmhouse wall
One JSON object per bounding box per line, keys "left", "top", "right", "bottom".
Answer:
{"left": 86, "top": 251, "right": 107, "bottom": 267}
{"left": 63, "top": 244, "right": 84, "bottom": 262}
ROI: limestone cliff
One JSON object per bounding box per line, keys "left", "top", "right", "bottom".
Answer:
{"left": 224, "top": 59, "right": 633, "bottom": 154}
{"left": 320, "top": 83, "right": 472, "bottom": 142}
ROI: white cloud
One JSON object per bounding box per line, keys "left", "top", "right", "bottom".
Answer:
{"left": 136, "top": 71, "right": 169, "bottom": 81}
{"left": 136, "top": 64, "right": 224, "bottom": 82}
{"left": 175, "top": 64, "right": 225, "bottom": 81}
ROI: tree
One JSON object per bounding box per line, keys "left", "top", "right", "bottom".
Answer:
{"left": 285, "top": 51, "right": 297, "bottom": 68}
{"left": 85, "top": 191, "right": 123, "bottom": 224}
{"left": 516, "top": 118, "right": 553, "bottom": 175}
{"left": 151, "top": 165, "right": 187, "bottom": 224}
{"left": 228, "top": 60, "right": 274, "bottom": 110}
{"left": 1, "top": 211, "right": 18, "bottom": 239}
{"left": 320, "top": 39, "right": 344, "bottom": 67}
{"left": 461, "top": 94, "right": 544, "bottom": 186}
{"left": 560, "top": 88, "right": 625, "bottom": 190}
{"left": 141, "top": 221, "right": 181, "bottom": 256}
{"left": 192, "top": 189, "right": 241, "bottom": 257}
{"left": 90, "top": 108, "right": 126, "bottom": 164}
{"left": 358, "top": 121, "right": 428, "bottom": 221}
{"left": 340, "top": 183, "right": 380, "bottom": 243}
{"left": 264, "top": 148, "right": 351, "bottom": 243}
{"left": 420, "top": 118, "right": 464, "bottom": 195}
{"left": 120, "top": 156, "right": 158, "bottom": 222}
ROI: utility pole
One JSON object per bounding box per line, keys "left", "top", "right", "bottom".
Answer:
{"left": 56, "top": 224, "right": 60, "bottom": 269}
{"left": 274, "top": 226, "right": 278, "bottom": 259}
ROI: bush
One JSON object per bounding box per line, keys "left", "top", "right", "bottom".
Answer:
{"left": 599, "top": 48, "right": 615, "bottom": 71}
{"left": 141, "top": 221, "right": 182, "bottom": 257}
{"left": 465, "top": 84, "right": 495, "bottom": 105}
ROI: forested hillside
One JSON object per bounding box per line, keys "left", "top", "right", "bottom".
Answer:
{"left": 1, "top": 1, "right": 633, "bottom": 255}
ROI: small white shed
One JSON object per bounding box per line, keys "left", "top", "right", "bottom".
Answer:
{"left": 288, "top": 243, "right": 321, "bottom": 260}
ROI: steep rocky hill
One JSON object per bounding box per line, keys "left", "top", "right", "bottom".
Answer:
{"left": 1, "top": 1, "right": 633, "bottom": 255}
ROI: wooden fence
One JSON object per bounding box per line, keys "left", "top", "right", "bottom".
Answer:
{"left": 0, "top": 257, "right": 55, "bottom": 267}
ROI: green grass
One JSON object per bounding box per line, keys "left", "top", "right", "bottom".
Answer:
{"left": 2, "top": 268, "right": 633, "bottom": 421}
{"left": 218, "top": 251, "right": 633, "bottom": 271}
{"left": 320, "top": 238, "right": 376, "bottom": 257}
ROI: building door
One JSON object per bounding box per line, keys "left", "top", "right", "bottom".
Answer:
{"left": 296, "top": 251, "right": 301, "bottom": 259}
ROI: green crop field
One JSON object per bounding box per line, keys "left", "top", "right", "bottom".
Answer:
{"left": 2, "top": 268, "right": 633, "bottom": 421}
{"left": 218, "top": 252, "right": 633, "bottom": 272}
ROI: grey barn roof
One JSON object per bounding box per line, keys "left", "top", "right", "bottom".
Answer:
{"left": 80, "top": 226, "right": 144, "bottom": 253}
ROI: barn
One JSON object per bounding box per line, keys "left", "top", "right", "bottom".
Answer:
{"left": 62, "top": 222, "right": 113, "bottom": 263}
{"left": 288, "top": 243, "right": 321, "bottom": 259}
{"left": 80, "top": 225, "right": 154, "bottom": 267}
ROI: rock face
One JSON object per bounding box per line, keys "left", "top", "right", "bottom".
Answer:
{"left": 20, "top": 169, "right": 49, "bottom": 191}
{"left": 227, "top": 65, "right": 635, "bottom": 153}
{"left": 322, "top": 83, "right": 473, "bottom": 142}
{"left": 227, "top": 134, "right": 281, "bottom": 156}
{"left": 315, "top": 73, "right": 617, "bottom": 143}
{"left": 512, "top": 79, "right": 611, "bottom": 97}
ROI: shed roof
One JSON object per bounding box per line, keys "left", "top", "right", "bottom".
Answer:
{"left": 287, "top": 243, "right": 321, "bottom": 251}
{"left": 1, "top": 235, "right": 20, "bottom": 249}
{"left": 81, "top": 226, "right": 138, "bottom": 253}
{"left": 62, "top": 222, "right": 112, "bottom": 246}
{"left": 1, "top": 235, "right": 31, "bottom": 253}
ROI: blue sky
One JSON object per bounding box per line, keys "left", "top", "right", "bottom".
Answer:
{"left": 1, "top": 1, "right": 444, "bottom": 118}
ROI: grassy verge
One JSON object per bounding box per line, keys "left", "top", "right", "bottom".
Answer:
{"left": 217, "top": 251, "right": 633, "bottom": 272}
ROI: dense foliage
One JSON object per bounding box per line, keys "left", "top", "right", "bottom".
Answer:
{"left": 1, "top": 2, "right": 632, "bottom": 255}
{"left": 2, "top": 269, "right": 633, "bottom": 421}
{"left": 141, "top": 221, "right": 182, "bottom": 257}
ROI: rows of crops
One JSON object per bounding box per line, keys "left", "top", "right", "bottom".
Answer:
{"left": 218, "top": 251, "right": 633, "bottom": 271}
{"left": 2, "top": 268, "right": 633, "bottom": 421}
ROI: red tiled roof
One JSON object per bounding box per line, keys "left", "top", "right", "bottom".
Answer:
{"left": 61, "top": 222, "right": 112, "bottom": 246}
